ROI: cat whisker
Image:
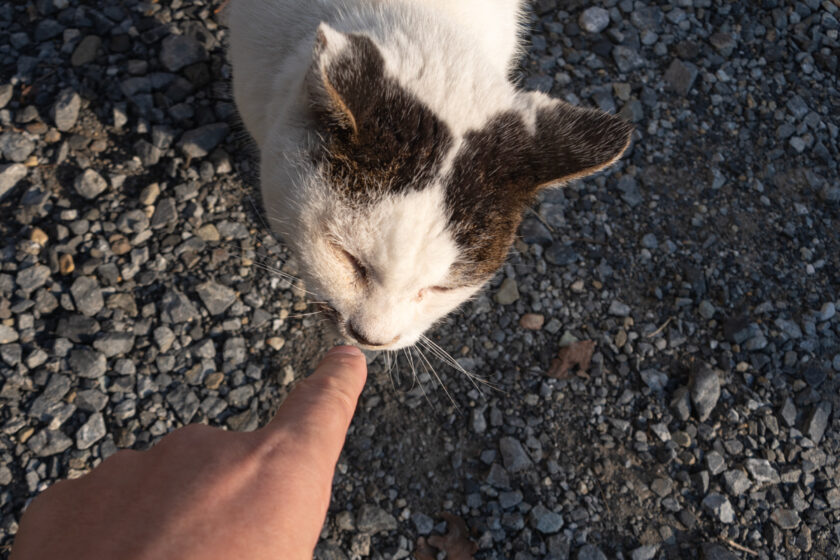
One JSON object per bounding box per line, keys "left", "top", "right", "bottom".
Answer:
{"left": 407, "top": 346, "right": 436, "bottom": 412}
{"left": 419, "top": 335, "right": 501, "bottom": 393}
{"left": 413, "top": 343, "right": 458, "bottom": 411}
{"left": 283, "top": 310, "right": 323, "bottom": 319}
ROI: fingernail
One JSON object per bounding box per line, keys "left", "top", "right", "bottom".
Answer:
{"left": 328, "top": 345, "right": 362, "bottom": 357}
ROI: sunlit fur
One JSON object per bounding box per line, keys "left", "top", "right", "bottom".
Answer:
{"left": 229, "top": 0, "right": 630, "bottom": 350}
{"left": 229, "top": 0, "right": 527, "bottom": 349}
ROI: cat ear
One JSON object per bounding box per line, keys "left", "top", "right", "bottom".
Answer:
{"left": 309, "top": 23, "right": 380, "bottom": 137}
{"left": 524, "top": 92, "right": 633, "bottom": 189}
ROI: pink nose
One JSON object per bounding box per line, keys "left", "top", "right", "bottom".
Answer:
{"left": 347, "top": 322, "right": 399, "bottom": 347}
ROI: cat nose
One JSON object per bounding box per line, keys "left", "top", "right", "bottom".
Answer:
{"left": 347, "top": 322, "right": 399, "bottom": 348}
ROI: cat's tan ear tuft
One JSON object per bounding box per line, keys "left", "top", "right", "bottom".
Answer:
{"left": 310, "top": 23, "right": 358, "bottom": 135}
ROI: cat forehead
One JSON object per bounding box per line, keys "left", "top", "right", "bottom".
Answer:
{"left": 326, "top": 186, "right": 462, "bottom": 286}
{"left": 313, "top": 34, "right": 523, "bottom": 283}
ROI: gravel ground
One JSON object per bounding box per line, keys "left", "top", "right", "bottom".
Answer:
{"left": 1, "top": 0, "right": 839, "bottom": 558}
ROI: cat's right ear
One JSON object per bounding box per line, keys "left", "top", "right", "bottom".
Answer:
{"left": 308, "top": 23, "right": 367, "bottom": 136}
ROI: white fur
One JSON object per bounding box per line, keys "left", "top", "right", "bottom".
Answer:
{"left": 228, "top": 0, "right": 527, "bottom": 349}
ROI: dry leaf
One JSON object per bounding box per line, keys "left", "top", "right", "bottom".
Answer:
{"left": 414, "top": 537, "right": 438, "bottom": 560}
{"left": 416, "top": 512, "right": 478, "bottom": 560}
{"left": 546, "top": 339, "right": 596, "bottom": 379}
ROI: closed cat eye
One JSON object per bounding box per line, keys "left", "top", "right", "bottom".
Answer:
{"left": 333, "top": 244, "right": 368, "bottom": 281}
{"left": 429, "top": 286, "right": 453, "bottom": 293}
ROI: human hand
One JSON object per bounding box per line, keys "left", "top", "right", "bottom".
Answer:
{"left": 10, "top": 345, "right": 368, "bottom": 560}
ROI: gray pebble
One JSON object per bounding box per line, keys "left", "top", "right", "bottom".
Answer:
{"left": 0, "top": 324, "right": 19, "bottom": 344}
{"left": 576, "top": 544, "right": 607, "bottom": 560}
{"left": 529, "top": 503, "right": 563, "bottom": 534}
{"left": 53, "top": 88, "right": 81, "bottom": 132}
{"left": 690, "top": 365, "right": 720, "bottom": 422}
{"left": 579, "top": 7, "right": 610, "bottom": 33}
{"left": 495, "top": 277, "right": 520, "bottom": 305}
{"left": 73, "top": 169, "right": 108, "bottom": 199}
{"left": 723, "top": 469, "right": 750, "bottom": 496}
{"left": 0, "top": 163, "right": 28, "bottom": 201}
{"left": 355, "top": 504, "right": 397, "bottom": 534}
{"left": 804, "top": 401, "right": 831, "bottom": 444}
{"left": 70, "top": 276, "right": 104, "bottom": 317}
{"left": 76, "top": 412, "right": 106, "bottom": 449}
{"left": 770, "top": 508, "right": 801, "bottom": 530}
{"left": 609, "top": 300, "right": 631, "bottom": 317}
{"left": 69, "top": 348, "right": 106, "bottom": 378}
{"left": 160, "top": 34, "right": 208, "bottom": 72}
{"left": 499, "top": 436, "right": 532, "bottom": 473}
{"left": 745, "top": 458, "right": 780, "bottom": 484}
{"left": 196, "top": 281, "right": 237, "bottom": 316}
{"left": 701, "top": 493, "right": 735, "bottom": 523}
{"left": 178, "top": 123, "right": 229, "bottom": 159}
{"left": 0, "top": 132, "right": 35, "bottom": 163}
{"left": 664, "top": 59, "right": 699, "bottom": 96}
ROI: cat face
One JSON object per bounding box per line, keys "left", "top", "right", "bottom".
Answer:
{"left": 262, "top": 24, "right": 633, "bottom": 350}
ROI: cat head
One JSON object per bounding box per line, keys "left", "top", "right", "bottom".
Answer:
{"left": 265, "top": 24, "right": 632, "bottom": 350}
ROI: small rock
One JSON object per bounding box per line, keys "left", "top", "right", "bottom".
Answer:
{"left": 670, "top": 386, "right": 691, "bottom": 421}
{"left": 92, "top": 332, "right": 135, "bottom": 358}
{"left": 770, "top": 508, "right": 801, "bottom": 530}
{"left": 705, "top": 451, "right": 725, "bottom": 476}
{"left": 701, "top": 543, "right": 738, "bottom": 560}
{"left": 59, "top": 254, "right": 75, "bottom": 275}
{"left": 745, "top": 458, "right": 780, "bottom": 484}
{"left": 355, "top": 505, "right": 397, "bottom": 534}
{"left": 150, "top": 197, "right": 177, "bottom": 228}
{"left": 698, "top": 300, "right": 716, "bottom": 319}
{"left": 723, "top": 470, "right": 751, "bottom": 496}
{"left": 70, "top": 276, "right": 104, "bottom": 317}
{"left": 499, "top": 437, "right": 532, "bottom": 473}
{"left": 701, "top": 493, "right": 735, "bottom": 523}
{"left": 529, "top": 503, "right": 564, "bottom": 534}
{"left": 519, "top": 313, "right": 544, "bottom": 330}
{"left": 817, "top": 302, "right": 835, "bottom": 322}
{"left": 53, "top": 89, "right": 81, "bottom": 131}
{"left": 664, "top": 58, "right": 699, "bottom": 96}
{"left": 411, "top": 512, "right": 434, "bottom": 535}
{"left": 631, "top": 545, "right": 659, "bottom": 560}
{"left": 690, "top": 365, "right": 720, "bottom": 422}
{"left": 803, "top": 401, "right": 831, "bottom": 443}
{"left": 651, "top": 478, "right": 672, "bottom": 497}
{"left": 579, "top": 7, "right": 610, "bottom": 33}
{"left": 612, "top": 45, "right": 645, "bottom": 73}
{"left": 16, "top": 264, "right": 51, "bottom": 293}
{"left": 609, "top": 300, "right": 631, "bottom": 317}
{"left": 780, "top": 398, "right": 797, "bottom": 427}
{"left": 495, "top": 278, "right": 519, "bottom": 305}
{"left": 0, "top": 163, "right": 28, "bottom": 201}
{"left": 0, "top": 131, "right": 35, "bottom": 162}
{"left": 69, "top": 348, "right": 107, "bottom": 378}
{"left": 74, "top": 169, "right": 108, "bottom": 199}
{"left": 27, "top": 429, "right": 73, "bottom": 457}
{"left": 71, "top": 35, "right": 101, "bottom": 66}
{"left": 160, "top": 34, "right": 208, "bottom": 72}
{"left": 196, "top": 281, "right": 237, "bottom": 315}
{"left": 577, "top": 544, "right": 607, "bottom": 560}
{"left": 161, "top": 290, "right": 200, "bottom": 324}
{"left": 0, "top": 325, "right": 19, "bottom": 344}
{"left": 76, "top": 412, "right": 106, "bottom": 449}
{"left": 178, "top": 123, "right": 229, "bottom": 158}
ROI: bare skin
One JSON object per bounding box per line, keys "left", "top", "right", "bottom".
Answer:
{"left": 10, "top": 345, "right": 368, "bottom": 560}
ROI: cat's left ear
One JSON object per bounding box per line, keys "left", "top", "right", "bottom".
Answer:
{"left": 522, "top": 92, "right": 634, "bottom": 189}
{"left": 308, "top": 23, "right": 380, "bottom": 137}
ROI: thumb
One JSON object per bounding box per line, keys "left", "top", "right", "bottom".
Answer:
{"left": 260, "top": 346, "right": 367, "bottom": 466}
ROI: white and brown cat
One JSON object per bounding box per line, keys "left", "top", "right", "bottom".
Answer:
{"left": 228, "top": 0, "right": 632, "bottom": 350}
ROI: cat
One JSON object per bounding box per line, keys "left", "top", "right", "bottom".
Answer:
{"left": 228, "top": 0, "right": 632, "bottom": 350}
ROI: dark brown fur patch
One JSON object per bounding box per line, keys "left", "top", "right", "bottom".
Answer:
{"left": 311, "top": 35, "right": 452, "bottom": 200}
{"left": 445, "top": 103, "right": 633, "bottom": 283}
